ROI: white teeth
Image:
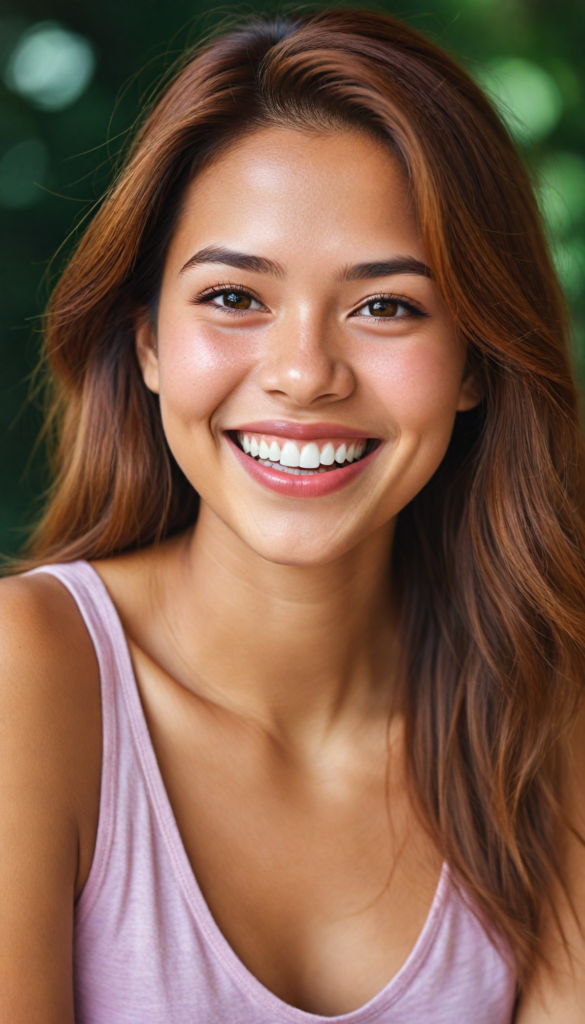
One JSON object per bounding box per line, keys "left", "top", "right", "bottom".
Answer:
{"left": 239, "top": 431, "right": 370, "bottom": 468}
{"left": 280, "top": 440, "right": 301, "bottom": 467}
{"left": 300, "top": 442, "right": 320, "bottom": 469}
{"left": 320, "top": 442, "right": 335, "bottom": 466}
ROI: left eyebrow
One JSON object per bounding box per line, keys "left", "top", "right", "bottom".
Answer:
{"left": 338, "top": 256, "right": 431, "bottom": 281}
{"left": 179, "top": 245, "right": 285, "bottom": 278}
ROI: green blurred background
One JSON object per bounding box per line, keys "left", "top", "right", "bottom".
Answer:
{"left": 0, "top": 0, "right": 583, "bottom": 557}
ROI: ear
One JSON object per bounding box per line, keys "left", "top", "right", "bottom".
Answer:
{"left": 456, "top": 366, "right": 482, "bottom": 412}
{"left": 135, "top": 319, "right": 160, "bottom": 394}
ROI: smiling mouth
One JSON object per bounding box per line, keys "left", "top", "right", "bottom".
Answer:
{"left": 231, "top": 431, "right": 380, "bottom": 476}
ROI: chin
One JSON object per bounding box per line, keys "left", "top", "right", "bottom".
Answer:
{"left": 235, "top": 519, "right": 369, "bottom": 568}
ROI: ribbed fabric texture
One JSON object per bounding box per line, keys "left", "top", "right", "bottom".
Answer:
{"left": 31, "top": 561, "right": 517, "bottom": 1023}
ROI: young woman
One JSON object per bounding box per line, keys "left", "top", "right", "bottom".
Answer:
{"left": 1, "top": 9, "right": 584, "bottom": 1022}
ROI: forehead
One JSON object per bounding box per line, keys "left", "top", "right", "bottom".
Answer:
{"left": 167, "top": 128, "right": 421, "bottom": 271}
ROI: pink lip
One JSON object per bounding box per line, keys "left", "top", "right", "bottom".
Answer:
{"left": 231, "top": 420, "right": 373, "bottom": 441}
{"left": 226, "top": 434, "right": 381, "bottom": 498}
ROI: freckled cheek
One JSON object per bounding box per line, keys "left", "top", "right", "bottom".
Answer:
{"left": 157, "top": 325, "right": 254, "bottom": 425}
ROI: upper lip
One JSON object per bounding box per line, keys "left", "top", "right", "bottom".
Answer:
{"left": 229, "top": 421, "right": 375, "bottom": 440}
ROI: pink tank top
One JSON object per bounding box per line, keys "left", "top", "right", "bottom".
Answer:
{"left": 33, "top": 561, "right": 517, "bottom": 1023}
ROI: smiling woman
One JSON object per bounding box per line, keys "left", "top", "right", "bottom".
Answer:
{"left": 1, "top": 9, "right": 585, "bottom": 1024}
{"left": 132, "top": 128, "right": 473, "bottom": 530}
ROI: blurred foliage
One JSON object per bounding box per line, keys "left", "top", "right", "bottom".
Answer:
{"left": 0, "top": 0, "right": 583, "bottom": 556}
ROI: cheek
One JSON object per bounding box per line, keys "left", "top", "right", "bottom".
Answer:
{"left": 157, "top": 321, "right": 252, "bottom": 428}
{"left": 360, "top": 336, "right": 465, "bottom": 437}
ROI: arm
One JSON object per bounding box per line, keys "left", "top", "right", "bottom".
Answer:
{"left": 515, "top": 710, "right": 585, "bottom": 1022}
{"left": 0, "top": 574, "right": 100, "bottom": 1024}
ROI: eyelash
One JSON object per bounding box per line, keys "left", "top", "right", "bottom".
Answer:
{"left": 194, "top": 283, "right": 265, "bottom": 314}
{"left": 193, "top": 284, "right": 427, "bottom": 319}
{"left": 351, "top": 293, "right": 427, "bottom": 320}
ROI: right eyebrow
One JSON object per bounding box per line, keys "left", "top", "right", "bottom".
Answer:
{"left": 339, "top": 256, "right": 431, "bottom": 281}
{"left": 179, "top": 246, "right": 286, "bottom": 278}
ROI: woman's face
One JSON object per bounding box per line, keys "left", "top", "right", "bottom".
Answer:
{"left": 137, "top": 128, "right": 479, "bottom": 565}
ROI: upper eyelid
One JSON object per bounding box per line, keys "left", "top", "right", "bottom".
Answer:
{"left": 195, "top": 282, "right": 265, "bottom": 304}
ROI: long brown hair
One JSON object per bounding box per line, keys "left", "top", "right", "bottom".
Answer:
{"left": 19, "top": 8, "right": 585, "bottom": 981}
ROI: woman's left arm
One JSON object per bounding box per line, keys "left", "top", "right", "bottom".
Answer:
{"left": 515, "top": 711, "right": 585, "bottom": 1022}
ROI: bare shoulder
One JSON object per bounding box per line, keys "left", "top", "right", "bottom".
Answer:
{"left": 0, "top": 571, "right": 101, "bottom": 1022}
{"left": 0, "top": 568, "right": 92, "bottom": 658}
{"left": 0, "top": 571, "right": 101, "bottom": 878}
{"left": 0, "top": 571, "right": 101, "bottom": 760}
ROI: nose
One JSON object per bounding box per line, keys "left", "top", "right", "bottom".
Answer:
{"left": 258, "top": 312, "right": 355, "bottom": 407}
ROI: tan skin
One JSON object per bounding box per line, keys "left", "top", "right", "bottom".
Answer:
{"left": 0, "top": 128, "right": 583, "bottom": 1021}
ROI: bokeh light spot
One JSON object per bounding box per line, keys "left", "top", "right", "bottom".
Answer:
{"left": 539, "top": 152, "right": 585, "bottom": 234}
{"left": 0, "top": 138, "right": 48, "bottom": 209}
{"left": 4, "top": 22, "right": 95, "bottom": 112}
{"left": 476, "top": 58, "right": 562, "bottom": 143}
{"left": 552, "top": 238, "right": 585, "bottom": 299}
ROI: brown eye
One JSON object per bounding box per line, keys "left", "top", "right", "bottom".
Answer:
{"left": 221, "top": 291, "right": 252, "bottom": 309}
{"left": 206, "top": 289, "right": 264, "bottom": 312}
{"left": 365, "top": 298, "right": 399, "bottom": 317}
{"left": 352, "top": 296, "right": 425, "bottom": 321}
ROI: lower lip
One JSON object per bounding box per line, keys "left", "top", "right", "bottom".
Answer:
{"left": 226, "top": 434, "right": 381, "bottom": 497}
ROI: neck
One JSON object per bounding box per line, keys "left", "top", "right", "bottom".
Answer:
{"left": 154, "top": 503, "right": 398, "bottom": 747}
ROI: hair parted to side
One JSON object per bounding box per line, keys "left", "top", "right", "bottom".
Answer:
{"left": 18, "top": 7, "right": 585, "bottom": 982}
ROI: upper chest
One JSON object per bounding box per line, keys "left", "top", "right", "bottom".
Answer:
{"left": 129, "top": 640, "right": 443, "bottom": 1016}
